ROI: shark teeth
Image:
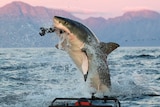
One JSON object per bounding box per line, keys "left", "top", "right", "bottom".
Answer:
{"left": 55, "top": 29, "right": 71, "bottom": 50}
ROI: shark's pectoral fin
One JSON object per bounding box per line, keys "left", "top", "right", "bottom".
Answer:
{"left": 100, "top": 42, "right": 119, "bottom": 55}
{"left": 81, "top": 51, "right": 89, "bottom": 81}
{"left": 84, "top": 72, "right": 88, "bottom": 82}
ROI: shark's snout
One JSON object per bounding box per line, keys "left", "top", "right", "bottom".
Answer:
{"left": 53, "top": 16, "right": 71, "bottom": 34}
{"left": 53, "top": 16, "right": 65, "bottom": 24}
{"left": 54, "top": 16, "right": 62, "bottom": 20}
{"left": 53, "top": 16, "right": 59, "bottom": 26}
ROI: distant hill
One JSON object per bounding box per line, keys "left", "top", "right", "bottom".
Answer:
{"left": 0, "top": 1, "right": 160, "bottom": 47}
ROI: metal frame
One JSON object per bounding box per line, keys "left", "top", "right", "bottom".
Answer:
{"left": 49, "top": 95, "right": 121, "bottom": 107}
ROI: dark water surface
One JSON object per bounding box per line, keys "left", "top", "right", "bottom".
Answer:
{"left": 0, "top": 47, "right": 160, "bottom": 107}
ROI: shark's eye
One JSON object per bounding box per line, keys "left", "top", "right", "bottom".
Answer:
{"left": 59, "top": 30, "right": 65, "bottom": 34}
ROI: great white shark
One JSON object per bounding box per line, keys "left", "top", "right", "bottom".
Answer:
{"left": 53, "top": 16, "right": 119, "bottom": 94}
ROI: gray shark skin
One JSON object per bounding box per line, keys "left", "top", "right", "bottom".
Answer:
{"left": 53, "top": 16, "right": 119, "bottom": 94}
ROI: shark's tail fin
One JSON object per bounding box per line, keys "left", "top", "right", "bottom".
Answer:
{"left": 99, "top": 42, "right": 119, "bottom": 55}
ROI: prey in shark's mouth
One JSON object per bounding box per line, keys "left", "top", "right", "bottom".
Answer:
{"left": 53, "top": 16, "right": 119, "bottom": 94}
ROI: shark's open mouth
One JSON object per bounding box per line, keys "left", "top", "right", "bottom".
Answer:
{"left": 54, "top": 27, "right": 71, "bottom": 50}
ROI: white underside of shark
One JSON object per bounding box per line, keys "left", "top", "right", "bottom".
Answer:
{"left": 54, "top": 27, "right": 89, "bottom": 75}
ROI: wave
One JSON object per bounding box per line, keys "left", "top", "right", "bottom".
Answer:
{"left": 123, "top": 54, "right": 160, "bottom": 60}
{"left": 0, "top": 93, "right": 28, "bottom": 105}
{"left": 0, "top": 62, "right": 49, "bottom": 71}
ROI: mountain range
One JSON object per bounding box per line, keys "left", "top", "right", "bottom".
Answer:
{"left": 0, "top": 1, "right": 160, "bottom": 47}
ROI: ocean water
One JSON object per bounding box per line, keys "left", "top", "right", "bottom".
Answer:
{"left": 0, "top": 47, "right": 160, "bottom": 107}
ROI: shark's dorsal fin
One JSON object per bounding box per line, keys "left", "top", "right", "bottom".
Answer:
{"left": 100, "top": 42, "right": 119, "bottom": 55}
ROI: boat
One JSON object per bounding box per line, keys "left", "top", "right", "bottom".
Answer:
{"left": 49, "top": 94, "right": 121, "bottom": 107}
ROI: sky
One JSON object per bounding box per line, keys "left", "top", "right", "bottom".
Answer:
{"left": 0, "top": 0, "right": 160, "bottom": 19}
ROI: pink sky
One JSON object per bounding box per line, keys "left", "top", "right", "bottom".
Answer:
{"left": 0, "top": 0, "right": 160, "bottom": 19}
